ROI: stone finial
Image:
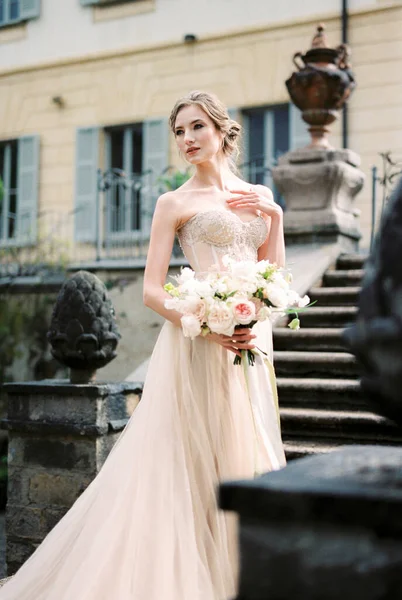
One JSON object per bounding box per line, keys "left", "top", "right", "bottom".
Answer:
{"left": 311, "top": 23, "right": 328, "bottom": 49}
{"left": 344, "top": 176, "right": 402, "bottom": 425}
{"left": 47, "top": 271, "right": 121, "bottom": 383}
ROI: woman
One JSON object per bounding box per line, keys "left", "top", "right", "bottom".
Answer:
{"left": 0, "top": 91, "right": 286, "bottom": 600}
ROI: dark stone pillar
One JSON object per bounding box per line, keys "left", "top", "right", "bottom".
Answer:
{"left": 220, "top": 445, "right": 402, "bottom": 600}
{"left": 1, "top": 380, "right": 141, "bottom": 575}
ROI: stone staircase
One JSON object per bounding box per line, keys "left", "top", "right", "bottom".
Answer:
{"left": 275, "top": 253, "right": 402, "bottom": 461}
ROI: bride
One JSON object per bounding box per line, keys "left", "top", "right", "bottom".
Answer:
{"left": 0, "top": 90, "right": 286, "bottom": 599}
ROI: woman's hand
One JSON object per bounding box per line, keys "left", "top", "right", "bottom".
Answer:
{"left": 206, "top": 328, "right": 256, "bottom": 357}
{"left": 226, "top": 187, "right": 282, "bottom": 220}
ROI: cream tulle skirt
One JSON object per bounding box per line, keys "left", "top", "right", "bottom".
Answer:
{"left": 0, "top": 319, "right": 285, "bottom": 600}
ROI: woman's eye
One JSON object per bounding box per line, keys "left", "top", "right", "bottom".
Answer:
{"left": 194, "top": 123, "right": 203, "bottom": 130}
{"left": 176, "top": 130, "right": 184, "bottom": 136}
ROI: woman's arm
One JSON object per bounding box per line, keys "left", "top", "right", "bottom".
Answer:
{"left": 255, "top": 186, "right": 285, "bottom": 267}
{"left": 143, "top": 193, "right": 183, "bottom": 327}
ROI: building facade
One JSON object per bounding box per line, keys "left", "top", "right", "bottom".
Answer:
{"left": 0, "top": 0, "right": 401, "bottom": 260}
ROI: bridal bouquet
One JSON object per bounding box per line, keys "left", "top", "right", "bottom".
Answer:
{"left": 164, "top": 255, "right": 310, "bottom": 366}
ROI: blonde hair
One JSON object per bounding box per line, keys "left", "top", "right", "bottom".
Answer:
{"left": 169, "top": 90, "right": 241, "bottom": 166}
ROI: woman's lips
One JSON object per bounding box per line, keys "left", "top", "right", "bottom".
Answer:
{"left": 186, "top": 148, "right": 199, "bottom": 156}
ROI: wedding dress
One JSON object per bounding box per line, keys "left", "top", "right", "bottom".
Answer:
{"left": 0, "top": 209, "right": 286, "bottom": 600}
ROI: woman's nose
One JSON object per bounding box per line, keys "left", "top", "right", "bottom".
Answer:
{"left": 184, "top": 131, "right": 195, "bottom": 145}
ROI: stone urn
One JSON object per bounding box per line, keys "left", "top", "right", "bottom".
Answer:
{"left": 286, "top": 23, "right": 356, "bottom": 149}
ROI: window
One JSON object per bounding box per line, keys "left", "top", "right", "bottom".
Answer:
{"left": 241, "top": 103, "right": 310, "bottom": 206}
{"left": 0, "top": 136, "right": 39, "bottom": 246}
{"left": 74, "top": 119, "right": 169, "bottom": 243}
{"left": 105, "top": 124, "right": 144, "bottom": 236}
{"left": 0, "top": 0, "right": 41, "bottom": 29}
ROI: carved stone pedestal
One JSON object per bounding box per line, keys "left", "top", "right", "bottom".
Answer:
{"left": 220, "top": 446, "right": 402, "bottom": 600}
{"left": 272, "top": 148, "right": 365, "bottom": 251}
{"left": 1, "top": 380, "right": 141, "bottom": 575}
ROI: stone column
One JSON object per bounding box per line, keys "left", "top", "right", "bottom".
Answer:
{"left": 272, "top": 148, "right": 365, "bottom": 251}
{"left": 1, "top": 380, "right": 141, "bottom": 575}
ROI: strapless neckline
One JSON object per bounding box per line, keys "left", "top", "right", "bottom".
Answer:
{"left": 177, "top": 209, "right": 265, "bottom": 232}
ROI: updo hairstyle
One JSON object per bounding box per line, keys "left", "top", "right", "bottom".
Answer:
{"left": 169, "top": 90, "right": 242, "bottom": 163}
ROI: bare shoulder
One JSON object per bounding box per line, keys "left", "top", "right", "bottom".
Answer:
{"left": 253, "top": 184, "right": 274, "bottom": 201}
{"left": 155, "top": 191, "right": 179, "bottom": 213}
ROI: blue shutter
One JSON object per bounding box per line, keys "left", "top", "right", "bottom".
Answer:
{"left": 20, "top": 0, "right": 41, "bottom": 19}
{"left": 289, "top": 104, "right": 311, "bottom": 150}
{"left": 75, "top": 127, "right": 99, "bottom": 242}
{"left": 142, "top": 118, "right": 169, "bottom": 231}
{"left": 16, "top": 136, "right": 39, "bottom": 246}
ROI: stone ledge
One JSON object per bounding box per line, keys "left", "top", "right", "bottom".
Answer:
{"left": 2, "top": 380, "right": 143, "bottom": 397}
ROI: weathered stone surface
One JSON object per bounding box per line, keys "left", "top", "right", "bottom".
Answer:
{"left": 2, "top": 380, "right": 142, "bottom": 573}
{"left": 6, "top": 540, "right": 38, "bottom": 577}
{"left": 28, "top": 472, "right": 92, "bottom": 507}
{"left": 272, "top": 148, "right": 364, "bottom": 249}
{"left": 220, "top": 446, "right": 402, "bottom": 599}
{"left": 22, "top": 438, "right": 94, "bottom": 471}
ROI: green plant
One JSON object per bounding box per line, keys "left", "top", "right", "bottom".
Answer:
{"left": 158, "top": 168, "right": 191, "bottom": 192}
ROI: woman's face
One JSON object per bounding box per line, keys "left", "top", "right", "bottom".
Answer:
{"left": 174, "top": 104, "right": 223, "bottom": 165}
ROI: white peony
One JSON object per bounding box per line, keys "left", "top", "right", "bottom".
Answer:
{"left": 181, "top": 296, "right": 207, "bottom": 321}
{"left": 181, "top": 315, "right": 202, "bottom": 339}
{"left": 229, "top": 260, "right": 257, "bottom": 280}
{"left": 207, "top": 301, "right": 235, "bottom": 336}
{"left": 193, "top": 279, "right": 215, "bottom": 298}
{"left": 164, "top": 297, "right": 181, "bottom": 311}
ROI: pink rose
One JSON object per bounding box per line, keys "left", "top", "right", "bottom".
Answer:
{"left": 232, "top": 299, "right": 256, "bottom": 325}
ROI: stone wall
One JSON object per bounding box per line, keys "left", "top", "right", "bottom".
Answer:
{"left": 3, "top": 380, "right": 141, "bottom": 574}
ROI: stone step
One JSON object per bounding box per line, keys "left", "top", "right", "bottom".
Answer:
{"left": 284, "top": 440, "right": 339, "bottom": 461}
{"left": 274, "top": 351, "right": 359, "bottom": 378}
{"left": 298, "top": 306, "right": 358, "bottom": 328}
{"left": 273, "top": 328, "right": 347, "bottom": 352}
{"left": 280, "top": 407, "right": 402, "bottom": 444}
{"left": 277, "top": 377, "right": 364, "bottom": 410}
{"left": 323, "top": 269, "right": 365, "bottom": 288}
{"left": 336, "top": 253, "right": 368, "bottom": 271}
{"left": 308, "top": 286, "right": 361, "bottom": 307}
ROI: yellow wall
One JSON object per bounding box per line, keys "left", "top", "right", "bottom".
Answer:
{"left": 0, "top": 3, "right": 401, "bottom": 248}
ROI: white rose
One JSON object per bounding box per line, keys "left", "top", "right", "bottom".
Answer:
{"left": 264, "top": 283, "right": 289, "bottom": 309}
{"left": 181, "top": 315, "right": 202, "bottom": 339}
{"left": 207, "top": 301, "right": 235, "bottom": 336}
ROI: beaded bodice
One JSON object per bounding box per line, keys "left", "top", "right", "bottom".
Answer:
{"left": 177, "top": 209, "right": 268, "bottom": 272}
